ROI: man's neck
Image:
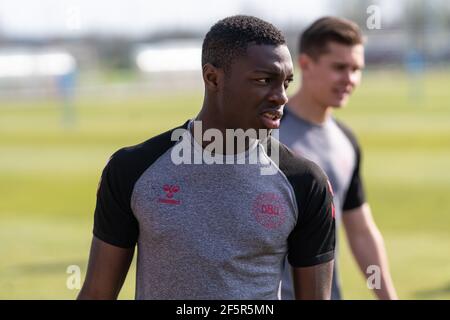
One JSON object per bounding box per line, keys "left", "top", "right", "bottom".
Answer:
{"left": 287, "top": 88, "right": 332, "bottom": 125}
{"left": 193, "top": 105, "right": 255, "bottom": 154}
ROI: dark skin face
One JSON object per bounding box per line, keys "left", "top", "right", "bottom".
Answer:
{"left": 199, "top": 44, "right": 294, "bottom": 134}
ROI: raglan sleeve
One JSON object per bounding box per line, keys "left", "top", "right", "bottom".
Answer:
{"left": 336, "top": 120, "right": 366, "bottom": 212}
{"left": 287, "top": 166, "right": 336, "bottom": 268}
{"left": 342, "top": 143, "right": 366, "bottom": 211}
{"left": 93, "top": 150, "right": 139, "bottom": 248}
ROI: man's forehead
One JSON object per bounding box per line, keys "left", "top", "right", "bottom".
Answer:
{"left": 320, "top": 42, "right": 365, "bottom": 65}
{"left": 239, "top": 44, "right": 293, "bottom": 73}
{"left": 323, "top": 42, "right": 364, "bottom": 58}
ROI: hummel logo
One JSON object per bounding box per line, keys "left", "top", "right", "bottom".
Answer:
{"left": 158, "top": 184, "right": 181, "bottom": 205}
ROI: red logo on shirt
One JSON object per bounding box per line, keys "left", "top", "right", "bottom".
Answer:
{"left": 158, "top": 184, "right": 181, "bottom": 205}
{"left": 252, "top": 193, "right": 287, "bottom": 229}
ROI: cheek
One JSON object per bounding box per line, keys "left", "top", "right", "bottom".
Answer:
{"left": 225, "top": 79, "right": 252, "bottom": 97}
{"left": 222, "top": 81, "right": 242, "bottom": 103}
{"left": 312, "top": 69, "right": 337, "bottom": 90}
{"left": 328, "top": 71, "right": 342, "bottom": 84}
{"left": 223, "top": 84, "right": 258, "bottom": 116}
{"left": 352, "top": 72, "right": 362, "bottom": 86}
{"left": 238, "top": 84, "right": 267, "bottom": 104}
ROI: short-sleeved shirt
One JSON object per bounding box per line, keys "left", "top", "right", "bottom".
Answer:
{"left": 279, "top": 108, "right": 366, "bottom": 300}
{"left": 93, "top": 120, "right": 335, "bottom": 299}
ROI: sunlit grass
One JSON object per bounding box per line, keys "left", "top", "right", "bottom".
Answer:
{"left": 0, "top": 70, "right": 449, "bottom": 299}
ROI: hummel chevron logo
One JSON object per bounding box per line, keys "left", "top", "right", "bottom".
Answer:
{"left": 158, "top": 184, "right": 181, "bottom": 205}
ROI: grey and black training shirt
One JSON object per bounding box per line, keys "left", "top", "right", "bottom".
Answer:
{"left": 93, "top": 120, "right": 335, "bottom": 299}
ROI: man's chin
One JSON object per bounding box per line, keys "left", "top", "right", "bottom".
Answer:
{"left": 331, "top": 98, "right": 349, "bottom": 108}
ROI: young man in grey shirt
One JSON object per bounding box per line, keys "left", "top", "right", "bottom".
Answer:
{"left": 78, "top": 15, "right": 336, "bottom": 300}
{"left": 280, "top": 16, "right": 397, "bottom": 300}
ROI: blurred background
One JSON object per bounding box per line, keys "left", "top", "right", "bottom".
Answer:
{"left": 0, "top": 0, "right": 449, "bottom": 299}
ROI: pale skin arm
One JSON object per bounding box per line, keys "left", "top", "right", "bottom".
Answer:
{"left": 292, "top": 260, "right": 334, "bottom": 299}
{"left": 77, "top": 236, "right": 135, "bottom": 300}
{"left": 342, "top": 203, "right": 398, "bottom": 300}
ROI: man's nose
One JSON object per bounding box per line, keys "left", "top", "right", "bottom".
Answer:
{"left": 345, "top": 70, "right": 358, "bottom": 87}
{"left": 268, "top": 86, "right": 288, "bottom": 106}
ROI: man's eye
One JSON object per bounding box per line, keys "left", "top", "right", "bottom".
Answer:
{"left": 256, "top": 78, "right": 270, "bottom": 84}
{"left": 284, "top": 79, "right": 293, "bottom": 89}
{"left": 333, "top": 65, "right": 346, "bottom": 71}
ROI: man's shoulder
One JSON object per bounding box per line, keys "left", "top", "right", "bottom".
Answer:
{"left": 333, "top": 118, "right": 360, "bottom": 150}
{"left": 268, "top": 136, "right": 329, "bottom": 188}
{"left": 106, "top": 121, "right": 189, "bottom": 174}
{"left": 280, "top": 107, "right": 309, "bottom": 129}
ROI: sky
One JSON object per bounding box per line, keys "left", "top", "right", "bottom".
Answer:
{"left": 0, "top": 0, "right": 332, "bottom": 37}
{"left": 0, "top": 0, "right": 404, "bottom": 38}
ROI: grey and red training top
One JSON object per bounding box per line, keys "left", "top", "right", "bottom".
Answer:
{"left": 93, "top": 120, "right": 335, "bottom": 299}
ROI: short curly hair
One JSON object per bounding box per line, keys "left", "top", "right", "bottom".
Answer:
{"left": 202, "top": 15, "right": 286, "bottom": 72}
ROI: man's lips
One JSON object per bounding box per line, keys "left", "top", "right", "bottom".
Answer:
{"left": 259, "top": 109, "right": 283, "bottom": 129}
{"left": 333, "top": 87, "right": 352, "bottom": 97}
{"left": 260, "top": 109, "right": 283, "bottom": 121}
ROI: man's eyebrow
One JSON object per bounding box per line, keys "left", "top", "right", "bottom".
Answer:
{"left": 332, "top": 61, "right": 364, "bottom": 69}
{"left": 253, "top": 69, "right": 280, "bottom": 74}
{"left": 252, "top": 68, "right": 292, "bottom": 76}
{"left": 331, "top": 61, "right": 348, "bottom": 66}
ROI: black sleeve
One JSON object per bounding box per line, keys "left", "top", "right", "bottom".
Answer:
{"left": 287, "top": 166, "right": 335, "bottom": 267}
{"left": 274, "top": 139, "right": 336, "bottom": 268}
{"left": 335, "top": 120, "right": 366, "bottom": 211}
{"left": 342, "top": 147, "right": 366, "bottom": 211}
{"left": 93, "top": 150, "right": 139, "bottom": 248}
{"left": 93, "top": 121, "right": 189, "bottom": 248}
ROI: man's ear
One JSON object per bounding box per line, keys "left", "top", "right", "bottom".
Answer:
{"left": 202, "top": 63, "right": 223, "bottom": 92}
{"left": 298, "top": 53, "right": 312, "bottom": 73}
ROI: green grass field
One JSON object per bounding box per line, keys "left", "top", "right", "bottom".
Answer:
{"left": 1, "top": 70, "right": 449, "bottom": 299}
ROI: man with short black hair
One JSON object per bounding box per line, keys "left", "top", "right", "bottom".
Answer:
{"left": 78, "top": 15, "right": 335, "bottom": 300}
{"left": 280, "top": 16, "right": 397, "bottom": 300}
